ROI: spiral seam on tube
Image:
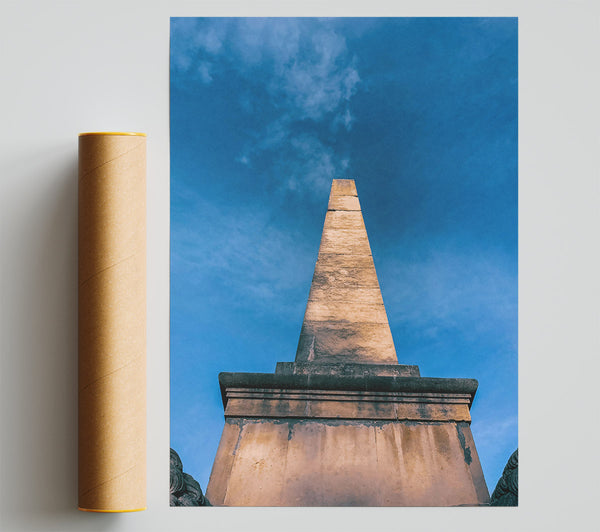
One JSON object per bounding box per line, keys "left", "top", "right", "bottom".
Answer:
{"left": 79, "top": 140, "right": 145, "bottom": 181}
{"left": 78, "top": 252, "right": 138, "bottom": 289}
{"left": 79, "top": 356, "right": 140, "bottom": 393}
{"left": 79, "top": 464, "right": 138, "bottom": 498}
{"left": 79, "top": 134, "right": 146, "bottom": 510}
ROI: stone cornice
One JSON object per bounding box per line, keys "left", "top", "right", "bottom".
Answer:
{"left": 218, "top": 372, "right": 478, "bottom": 423}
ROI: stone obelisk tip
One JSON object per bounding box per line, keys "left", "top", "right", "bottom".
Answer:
{"left": 295, "top": 179, "right": 398, "bottom": 365}
{"left": 330, "top": 178, "right": 358, "bottom": 196}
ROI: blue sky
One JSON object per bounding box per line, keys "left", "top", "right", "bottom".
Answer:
{"left": 170, "top": 17, "right": 517, "bottom": 497}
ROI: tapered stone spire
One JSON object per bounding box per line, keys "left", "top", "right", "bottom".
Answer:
{"left": 296, "top": 179, "right": 398, "bottom": 365}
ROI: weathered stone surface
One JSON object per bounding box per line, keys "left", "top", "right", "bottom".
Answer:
{"left": 303, "top": 301, "right": 389, "bottom": 323}
{"left": 318, "top": 228, "right": 372, "bottom": 255}
{"left": 201, "top": 424, "right": 239, "bottom": 506}
{"left": 213, "top": 422, "right": 289, "bottom": 506}
{"left": 490, "top": 449, "right": 518, "bottom": 506}
{"left": 170, "top": 448, "right": 210, "bottom": 506}
{"left": 311, "top": 260, "right": 380, "bottom": 289}
{"left": 324, "top": 210, "right": 366, "bottom": 230}
{"left": 308, "top": 287, "right": 384, "bottom": 304}
{"left": 328, "top": 194, "right": 361, "bottom": 211}
{"left": 457, "top": 422, "right": 490, "bottom": 504}
{"left": 205, "top": 179, "right": 490, "bottom": 507}
{"left": 218, "top": 371, "right": 478, "bottom": 398}
{"left": 275, "top": 362, "right": 420, "bottom": 377}
{"left": 206, "top": 418, "right": 489, "bottom": 507}
{"left": 219, "top": 372, "right": 475, "bottom": 423}
{"left": 330, "top": 179, "right": 358, "bottom": 196}
{"left": 296, "top": 179, "right": 397, "bottom": 363}
{"left": 296, "top": 321, "right": 397, "bottom": 364}
{"left": 223, "top": 392, "right": 472, "bottom": 422}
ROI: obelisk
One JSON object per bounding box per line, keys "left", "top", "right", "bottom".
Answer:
{"left": 296, "top": 179, "right": 397, "bottom": 365}
{"left": 205, "top": 179, "right": 489, "bottom": 506}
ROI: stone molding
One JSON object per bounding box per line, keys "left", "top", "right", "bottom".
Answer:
{"left": 275, "top": 361, "right": 420, "bottom": 377}
{"left": 219, "top": 372, "right": 478, "bottom": 400}
{"left": 219, "top": 372, "right": 477, "bottom": 423}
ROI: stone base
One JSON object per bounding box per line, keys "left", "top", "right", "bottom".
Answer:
{"left": 275, "top": 361, "right": 420, "bottom": 377}
{"left": 206, "top": 371, "right": 489, "bottom": 506}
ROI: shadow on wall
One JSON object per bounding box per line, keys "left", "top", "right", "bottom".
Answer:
{"left": 0, "top": 144, "right": 117, "bottom": 528}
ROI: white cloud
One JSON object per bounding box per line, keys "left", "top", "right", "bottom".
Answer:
{"left": 200, "top": 25, "right": 224, "bottom": 55}
{"left": 233, "top": 18, "right": 301, "bottom": 67}
{"left": 236, "top": 154, "right": 249, "bottom": 166}
{"left": 197, "top": 62, "right": 212, "bottom": 84}
{"left": 382, "top": 245, "right": 517, "bottom": 343}
{"left": 333, "top": 107, "right": 354, "bottom": 131}
{"left": 284, "top": 135, "right": 345, "bottom": 193}
{"left": 472, "top": 414, "right": 518, "bottom": 448}
{"left": 171, "top": 18, "right": 227, "bottom": 85}
{"left": 173, "top": 19, "right": 361, "bottom": 191}
{"left": 278, "top": 27, "right": 359, "bottom": 122}
{"left": 172, "top": 195, "right": 313, "bottom": 317}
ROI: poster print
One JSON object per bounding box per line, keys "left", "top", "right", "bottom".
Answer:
{"left": 169, "top": 17, "right": 517, "bottom": 506}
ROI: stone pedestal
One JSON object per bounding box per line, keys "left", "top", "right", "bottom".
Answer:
{"left": 205, "top": 365, "right": 489, "bottom": 506}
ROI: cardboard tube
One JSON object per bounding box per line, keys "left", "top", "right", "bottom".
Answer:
{"left": 78, "top": 132, "right": 146, "bottom": 512}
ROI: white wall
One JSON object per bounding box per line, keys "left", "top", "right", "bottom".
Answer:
{"left": 1, "top": 1, "right": 598, "bottom": 531}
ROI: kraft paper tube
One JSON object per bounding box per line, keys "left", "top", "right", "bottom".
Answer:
{"left": 78, "top": 132, "right": 146, "bottom": 512}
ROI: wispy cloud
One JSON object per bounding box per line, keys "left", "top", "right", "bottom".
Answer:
{"left": 472, "top": 414, "right": 518, "bottom": 448}
{"left": 277, "top": 26, "right": 359, "bottom": 122}
{"left": 171, "top": 18, "right": 226, "bottom": 84}
{"left": 171, "top": 18, "right": 361, "bottom": 193}
{"left": 171, "top": 195, "right": 314, "bottom": 318}
{"left": 284, "top": 134, "right": 349, "bottom": 192}
{"left": 470, "top": 413, "right": 518, "bottom": 487}
{"left": 382, "top": 245, "right": 517, "bottom": 343}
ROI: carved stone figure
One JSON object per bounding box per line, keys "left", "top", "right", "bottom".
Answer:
{"left": 490, "top": 449, "right": 518, "bottom": 506}
{"left": 170, "top": 448, "right": 210, "bottom": 506}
